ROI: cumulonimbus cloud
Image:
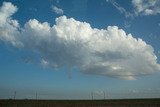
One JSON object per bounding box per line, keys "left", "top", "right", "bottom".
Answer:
{"left": 0, "top": 2, "right": 160, "bottom": 80}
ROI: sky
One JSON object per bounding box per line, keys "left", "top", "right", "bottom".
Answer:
{"left": 0, "top": 0, "right": 160, "bottom": 99}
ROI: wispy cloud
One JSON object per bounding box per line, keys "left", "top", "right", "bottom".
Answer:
{"left": 132, "top": 0, "right": 160, "bottom": 16}
{"left": 51, "top": 5, "right": 63, "bottom": 15}
{"left": 106, "top": 0, "right": 133, "bottom": 28}
{"left": 107, "top": 0, "right": 160, "bottom": 17}
{"left": 106, "top": 0, "right": 133, "bottom": 18}
{"left": 1, "top": 2, "right": 160, "bottom": 80}
{"left": 124, "top": 20, "right": 132, "bottom": 28}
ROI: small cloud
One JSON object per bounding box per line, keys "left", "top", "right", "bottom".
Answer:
{"left": 51, "top": 5, "right": 63, "bottom": 15}
{"left": 132, "top": 0, "right": 160, "bottom": 16}
{"left": 158, "top": 23, "right": 160, "bottom": 26}
{"left": 41, "top": 59, "right": 49, "bottom": 67}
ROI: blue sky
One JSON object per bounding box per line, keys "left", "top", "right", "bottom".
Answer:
{"left": 0, "top": 0, "right": 160, "bottom": 99}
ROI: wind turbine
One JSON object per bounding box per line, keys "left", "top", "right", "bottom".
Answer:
{"left": 36, "top": 92, "right": 38, "bottom": 100}
{"left": 103, "top": 91, "right": 106, "bottom": 99}
{"left": 13, "top": 91, "right": 16, "bottom": 99}
{"left": 91, "top": 92, "right": 94, "bottom": 100}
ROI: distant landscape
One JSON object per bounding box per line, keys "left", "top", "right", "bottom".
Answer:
{"left": 1, "top": 98, "right": 160, "bottom": 107}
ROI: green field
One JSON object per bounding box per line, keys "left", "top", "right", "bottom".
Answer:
{"left": 0, "top": 98, "right": 160, "bottom": 107}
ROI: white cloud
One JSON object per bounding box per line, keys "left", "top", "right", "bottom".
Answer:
{"left": 51, "top": 5, "right": 63, "bottom": 15}
{"left": 107, "top": 0, "right": 160, "bottom": 17}
{"left": 0, "top": 2, "right": 22, "bottom": 47}
{"left": 1, "top": 2, "right": 160, "bottom": 80}
{"left": 132, "top": 0, "right": 160, "bottom": 15}
{"left": 41, "top": 59, "right": 50, "bottom": 68}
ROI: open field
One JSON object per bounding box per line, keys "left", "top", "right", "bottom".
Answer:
{"left": 0, "top": 98, "right": 160, "bottom": 107}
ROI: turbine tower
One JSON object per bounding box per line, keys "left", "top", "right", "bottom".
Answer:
{"left": 36, "top": 92, "right": 38, "bottom": 100}
{"left": 103, "top": 91, "right": 106, "bottom": 99}
{"left": 13, "top": 91, "right": 16, "bottom": 99}
{"left": 91, "top": 92, "right": 94, "bottom": 100}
